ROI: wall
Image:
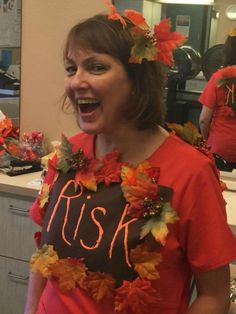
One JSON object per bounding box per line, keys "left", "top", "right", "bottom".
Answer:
{"left": 215, "top": 0, "right": 236, "bottom": 44}
{"left": 20, "top": 0, "right": 106, "bottom": 149}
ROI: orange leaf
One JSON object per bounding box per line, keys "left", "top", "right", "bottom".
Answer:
{"left": 104, "top": 0, "right": 126, "bottom": 28}
{"left": 86, "top": 271, "right": 116, "bottom": 302}
{"left": 130, "top": 242, "right": 162, "bottom": 280}
{"left": 52, "top": 258, "right": 87, "bottom": 291}
{"left": 115, "top": 278, "right": 159, "bottom": 314}
{"left": 124, "top": 10, "right": 149, "bottom": 30}
{"left": 39, "top": 183, "right": 50, "bottom": 208}
{"left": 30, "top": 244, "right": 59, "bottom": 278}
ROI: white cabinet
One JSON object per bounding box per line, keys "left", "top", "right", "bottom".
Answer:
{"left": 0, "top": 191, "right": 38, "bottom": 314}
{"left": 0, "top": 256, "right": 29, "bottom": 314}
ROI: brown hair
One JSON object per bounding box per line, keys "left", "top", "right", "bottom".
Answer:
{"left": 224, "top": 34, "right": 236, "bottom": 66}
{"left": 63, "top": 14, "right": 167, "bottom": 130}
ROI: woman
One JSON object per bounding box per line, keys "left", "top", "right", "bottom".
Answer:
{"left": 199, "top": 28, "right": 236, "bottom": 168}
{"left": 25, "top": 5, "right": 236, "bottom": 314}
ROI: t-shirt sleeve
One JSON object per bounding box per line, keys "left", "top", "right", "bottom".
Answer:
{"left": 198, "top": 74, "right": 218, "bottom": 109}
{"left": 178, "top": 159, "right": 236, "bottom": 272}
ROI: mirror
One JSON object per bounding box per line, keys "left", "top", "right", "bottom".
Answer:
{"left": 0, "top": 0, "right": 21, "bottom": 127}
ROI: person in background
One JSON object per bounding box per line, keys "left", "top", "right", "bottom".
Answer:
{"left": 199, "top": 28, "right": 236, "bottom": 169}
{"left": 24, "top": 2, "right": 236, "bottom": 314}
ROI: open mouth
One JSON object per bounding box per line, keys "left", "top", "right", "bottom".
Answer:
{"left": 77, "top": 99, "right": 100, "bottom": 114}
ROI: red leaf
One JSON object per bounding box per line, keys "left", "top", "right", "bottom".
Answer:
{"left": 115, "top": 278, "right": 159, "bottom": 314}
{"left": 154, "top": 18, "right": 186, "bottom": 66}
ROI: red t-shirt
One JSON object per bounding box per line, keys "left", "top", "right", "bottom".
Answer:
{"left": 30, "top": 132, "right": 236, "bottom": 314}
{"left": 198, "top": 66, "right": 236, "bottom": 162}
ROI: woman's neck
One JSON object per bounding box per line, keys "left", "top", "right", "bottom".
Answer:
{"left": 94, "top": 126, "right": 169, "bottom": 165}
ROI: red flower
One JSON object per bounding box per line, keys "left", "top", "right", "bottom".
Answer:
{"left": 115, "top": 278, "right": 159, "bottom": 314}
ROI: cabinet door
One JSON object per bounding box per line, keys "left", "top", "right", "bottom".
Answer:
{"left": 0, "top": 256, "right": 29, "bottom": 314}
{"left": 0, "top": 193, "right": 38, "bottom": 261}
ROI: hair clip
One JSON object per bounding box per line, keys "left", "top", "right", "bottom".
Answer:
{"left": 228, "top": 27, "right": 236, "bottom": 37}
{"left": 104, "top": 0, "right": 186, "bottom": 66}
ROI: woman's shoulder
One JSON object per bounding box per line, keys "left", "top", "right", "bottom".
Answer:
{"left": 160, "top": 133, "right": 217, "bottom": 170}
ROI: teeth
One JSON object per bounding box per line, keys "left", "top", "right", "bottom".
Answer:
{"left": 77, "top": 99, "right": 99, "bottom": 105}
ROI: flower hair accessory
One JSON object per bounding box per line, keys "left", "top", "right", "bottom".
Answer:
{"left": 104, "top": 0, "right": 186, "bottom": 65}
{"left": 228, "top": 27, "right": 236, "bottom": 37}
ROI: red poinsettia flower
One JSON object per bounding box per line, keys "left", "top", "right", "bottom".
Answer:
{"left": 115, "top": 278, "right": 159, "bottom": 314}
{"left": 96, "top": 150, "right": 123, "bottom": 186}
{"left": 154, "top": 18, "right": 186, "bottom": 66}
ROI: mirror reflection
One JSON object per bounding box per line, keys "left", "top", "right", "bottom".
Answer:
{"left": 0, "top": 0, "right": 21, "bottom": 127}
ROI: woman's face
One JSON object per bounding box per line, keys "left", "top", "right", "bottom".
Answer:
{"left": 64, "top": 47, "right": 132, "bottom": 135}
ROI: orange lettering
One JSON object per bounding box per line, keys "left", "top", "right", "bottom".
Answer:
{"left": 80, "top": 207, "right": 106, "bottom": 250}
{"left": 47, "top": 179, "right": 83, "bottom": 232}
{"left": 226, "top": 83, "right": 234, "bottom": 105}
{"left": 109, "top": 204, "right": 137, "bottom": 268}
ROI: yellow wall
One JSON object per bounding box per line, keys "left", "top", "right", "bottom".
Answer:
{"left": 20, "top": 0, "right": 105, "bottom": 148}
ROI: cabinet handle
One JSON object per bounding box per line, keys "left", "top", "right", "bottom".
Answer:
{"left": 8, "top": 204, "right": 29, "bottom": 215}
{"left": 8, "top": 271, "right": 29, "bottom": 283}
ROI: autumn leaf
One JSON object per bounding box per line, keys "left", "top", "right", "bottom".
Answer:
{"left": 167, "top": 121, "right": 202, "bottom": 145}
{"left": 38, "top": 183, "right": 50, "bottom": 208}
{"left": 154, "top": 18, "right": 186, "bottom": 66}
{"left": 56, "top": 134, "right": 88, "bottom": 173}
{"left": 52, "top": 258, "right": 87, "bottom": 291}
{"left": 104, "top": 0, "right": 127, "bottom": 28}
{"left": 115, "top": 278, "right": 159, "bottom": 314}
{"left": 30, "top": 244, "right": 59, "bottom": 278}
{"left": 96, "top": 150, "right": 122, "bottom": 186}
{"left": 129, "top": 27, "right": 158, "bottom": 63}
{"left": 124, "top": 10, "right": 149, "bottom": 30}
{"left": 75, "top": 169, "right": 97, "bottom": 192}
{"left": 121, "top": 162, "right": 159, "bottom": 218}
{"left": 140, "top": 202, "right": 178, "bottom": 245}
{"left": 130, "top": 242, "right": 162, "bottom": 280}
{"left": 34, "top": 231, "right": 41, "bottom": 248}
{"left": 86, "top": 271, "right": 116, "bottom": 302}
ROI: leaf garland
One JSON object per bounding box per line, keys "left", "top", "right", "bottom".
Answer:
{"left": 32, "top": 135, "right": 180, "bottom": 312}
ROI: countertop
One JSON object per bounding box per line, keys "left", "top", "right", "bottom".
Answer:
{"left": 0, "top": 171, "right": 42, "bottom": 198}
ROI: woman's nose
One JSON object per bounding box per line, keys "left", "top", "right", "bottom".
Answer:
{"left": 70, "top": 69, "right": 89, "bottom": 90}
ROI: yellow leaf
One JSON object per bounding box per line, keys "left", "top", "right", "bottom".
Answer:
{"left": 39, "top": 183, "right": 50, "bottom": 208}
{"left": 140, "top": 203, "right": 178, "bottom": 245}
{"left": 86, "top": 272, "right": 115, "bottom": 302}
{"left": 52, "top": 258, "right": 87, "bottom": 291}
{"left": 30, "top": 244, "right": 58, "bottom": 278}
{"left": 130, "top": 242, "right": 162, "bottom": 280}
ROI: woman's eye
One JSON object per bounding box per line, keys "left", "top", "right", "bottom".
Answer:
{"left": 65, "top": 66, "right": 76, "bottom": 76}
{"left": 89, "top": 63, "right": 107, "bottom": 73}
